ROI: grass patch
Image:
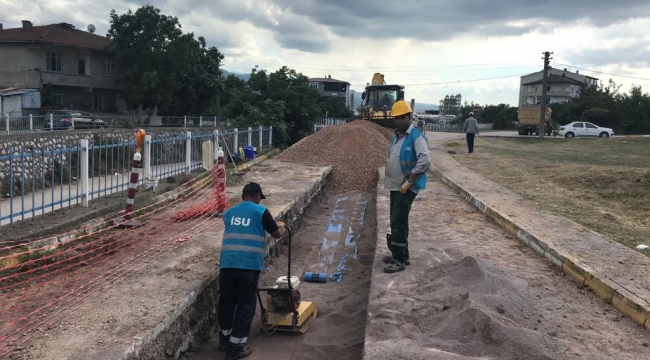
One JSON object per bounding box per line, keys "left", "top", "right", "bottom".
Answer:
{"left": 444, "top": 137, "right": 650, "bottom": 251}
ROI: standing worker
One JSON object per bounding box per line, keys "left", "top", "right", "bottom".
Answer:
{"left": 382, "top": 100, "right": 431, "bottom": 273}
{"left": 463, "top": 111, "right": 479, "bottom": 153}
{"left": 217, "top": 182, "right": 284, "bottom": 359}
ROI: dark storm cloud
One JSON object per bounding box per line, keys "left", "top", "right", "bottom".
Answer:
{"left": 274, "top": 0, "right": 650, "bottom": 40}
{"left": 6, "top": 0, "right": 650, "bottom": 53}
{"left": 566, "top": 43, "right": 650, "bottom": 68}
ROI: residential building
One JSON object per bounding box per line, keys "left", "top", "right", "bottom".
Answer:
{"left": 308, "top": 75, "right": 352, "bottom": 109}
{"left": 519, "top": 68, "right": 598, "bottom": 107}
{"left": 0, "top": 20, "right": 126, "bottom": 113}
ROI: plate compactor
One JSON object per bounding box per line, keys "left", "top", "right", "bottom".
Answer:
{"left": 256, "top": 227, "right": 318, "bottom": 333}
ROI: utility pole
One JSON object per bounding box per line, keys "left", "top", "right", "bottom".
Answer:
{"left": 539, "top": 51, "right": 553, "bottom": 138}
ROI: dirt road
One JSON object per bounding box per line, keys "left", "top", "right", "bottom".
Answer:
{"left": 365, "top": 177, "right": 649, "bottom": 360}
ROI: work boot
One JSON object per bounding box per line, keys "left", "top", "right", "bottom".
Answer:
{"left": 225, "top": 344, "right": 252, "bottom": 359}
{"left": 218, "top": 332, "right": 230, "bottom": 352}
{"left": 382, "top": 255, "right": 410, "bottom": 266}
{"left": 383, "top": 259, "right": 405, "bottom": 273}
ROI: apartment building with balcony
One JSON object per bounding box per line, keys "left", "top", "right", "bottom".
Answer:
{"left": 0, "top": 20, "right": 126, "bottom": 112}
{"left": 519, "top": 68, "right": 598, "bottom": 107}
{"left": 308, "top": 75, "right": 352, "bottom": 109}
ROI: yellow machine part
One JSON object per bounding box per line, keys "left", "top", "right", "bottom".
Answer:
{"left": 263, "top": 295, "right": 318, "bottom": 333}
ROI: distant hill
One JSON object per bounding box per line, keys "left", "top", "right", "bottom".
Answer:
{"left": 221, "top": 69, "right": 250, "bottom": 82}
{"left": 351, "top": 91, "right": 438, "bottom": 113}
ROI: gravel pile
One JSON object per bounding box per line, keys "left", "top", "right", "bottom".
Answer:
{"left": 277, "top": 120, "right": 395, "bottom": 192}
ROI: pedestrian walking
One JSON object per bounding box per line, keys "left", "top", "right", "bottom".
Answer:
{"left": 382, "top": 100, "right": 431, "bottom": 273}
{"left": 463, "top": 112, "right": 479, "bottom": 153}
{"left": 217, "top": 182, "right": 285, "bottom": 359}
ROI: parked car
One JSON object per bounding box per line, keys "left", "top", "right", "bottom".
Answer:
{"left": 559, "top": 122, "right": 615, "bottom": 138}
{"left": 43, "top": 110, "right": 107, "bottom": 131}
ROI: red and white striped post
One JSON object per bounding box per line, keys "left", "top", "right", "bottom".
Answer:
{"left": 119, "top": 129, "right": 147, "bottom": 228}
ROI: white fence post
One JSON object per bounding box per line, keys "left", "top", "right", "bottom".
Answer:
{"left": 248, "top": 127, "right": 252, "bottom": 146}
{"left": 144, "top": 134, "right": 152, "bottom": 179}
{"left": 214, "top": 116, "right": 217, "bottom": 128}
{"left": 184, "top": 115, "right": 187, "bottom": 128}
{"left": 80, "top": 139, "right": 89, "bottom": 207}
{"left": 259, "top": 126, "right": 263, "bottom": 149}
{"left": 200, "top": 115, "right": 203, "bottom": 128}
{"left": 49, "top": 113, "right": 53, "bottom": 130}
{"left": 213, "top": 130, "right": 219, "bottom": 162}
{"left": 5, "top": 114, "right": 9, "bottom": 134}
{"left": 234, "top": 128, "right": 239, "bottom": 153}
{"left": 71, "top": 118, "right": 75, "bottom": 130}
{"left": 185, "top": 131, "right": 192, "bottom": 174}
{"left": 29, "top": 114, "right": 33, "bottom": 132}
{"left": 269, "top": 126, "right": 273, "bottom": 147}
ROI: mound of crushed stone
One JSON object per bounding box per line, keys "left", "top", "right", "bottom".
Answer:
{"left": 277, "top": 120, "right": 395, "bottom": 191}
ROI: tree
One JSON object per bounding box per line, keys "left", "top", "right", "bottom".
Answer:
{"left": 108, "top": 5, "right": 223, "bottom": 116}
{"left": 319, "top": 97, "right": 354, "bottom": 118}
{"left": 221, "top": 66, "right": 321, "bottom": 147}
{"left": 493, "top": 107, "right": 518, "bottom": 130}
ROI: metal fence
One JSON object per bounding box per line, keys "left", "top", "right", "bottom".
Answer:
{"left": 0, "top": 126, "right": 273, "bottom": 226}
{"left": 0, "top": 113, "right": 229, "bottom": 134}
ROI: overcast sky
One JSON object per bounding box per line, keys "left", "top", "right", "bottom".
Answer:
{"left": 2, "top": 0, "right": 650, "bottom": 107}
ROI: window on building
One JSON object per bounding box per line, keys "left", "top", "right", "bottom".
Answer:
{"left": 78, "top": 59, "right": 86, "bottom": 75}
{"left": 52, "top": 90, "right": 62, "bottom": 105}
{"left": 104, "top": 58, "right": 116, "bottom": 76}
{"left": 323, "top": 82, "right": 344, "bottom": 92}
{"left": 535, "top": 96, "right": 541, "bottom": 104}
{"left": 46, "top": 52, "right": 61, "bottom": 72}
{"left": 92, "top": 92, "right": 103, "bottom": 110}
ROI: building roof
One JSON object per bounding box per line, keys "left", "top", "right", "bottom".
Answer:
{"left": 309, "top": 77, "right": 350, "bottom": 84}
{"left": 0, "top": 22, "right": 111, "bottom": 51}
{"left": 0, "top": 87, "right": 39, "bottom": 96}
{"left": 521, "top": 74, "right": 586, "bottom": 86}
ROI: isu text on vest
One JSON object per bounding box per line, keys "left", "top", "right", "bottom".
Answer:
{"left": 230, "top": 216, "right": 251, "bottom": 226}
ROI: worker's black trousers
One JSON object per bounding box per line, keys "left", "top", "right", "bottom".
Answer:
{"left": 466, "top": 133, "right": 475, "bottom": 153}
{"left": 218, "top": 268, "right": 260, "bottom": 344}
{"left": 388, "top": 190, "right": 417, "bottom": 264}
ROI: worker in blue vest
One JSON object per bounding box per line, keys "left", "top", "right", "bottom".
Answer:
{"left": 383, "top": 100, "right": 431, "bottom": 273}
{"left": 217, "top": 182, "right": 284, "bottom": 359}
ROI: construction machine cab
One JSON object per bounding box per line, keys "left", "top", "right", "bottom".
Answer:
{"left": 360, "top": 73, "right": 405, "bottom": 128}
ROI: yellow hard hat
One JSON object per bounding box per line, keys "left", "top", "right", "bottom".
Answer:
{"left": 392, "top": 100, "right": 412, "bottom": 117}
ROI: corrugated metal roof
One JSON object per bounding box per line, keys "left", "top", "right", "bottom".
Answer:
{"left": 0, "top": 88, "right": 39, "bottom": 96}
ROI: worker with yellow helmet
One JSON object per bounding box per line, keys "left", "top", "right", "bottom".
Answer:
{"left": 382, "top": 100, "right": 431, "bottom": 273}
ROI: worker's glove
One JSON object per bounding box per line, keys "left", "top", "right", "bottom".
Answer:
{"left": 277, "top": 221, "right": 286, "bottom": 228}
{"left": 399, "top": 181, "right": 412, "bottom": 194}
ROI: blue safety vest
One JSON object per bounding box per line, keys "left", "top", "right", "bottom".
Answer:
{"left": 220, "top": 201, "right": 267, "bottom": 271}
{"left": 389, "top": 127, "right": 428, "bottom": 191}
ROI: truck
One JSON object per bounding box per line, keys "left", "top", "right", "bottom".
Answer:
{"left": 517, "top": 106, "right": 552, "bottom": 136}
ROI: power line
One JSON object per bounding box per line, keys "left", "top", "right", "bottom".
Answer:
{"left": 554, "top": 63, "right": 650, "bottom": 81}
{"left": 349, "top": 73, "right": 528, "bottom": 87}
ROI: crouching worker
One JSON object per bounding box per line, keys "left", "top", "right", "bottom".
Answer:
{"left": 217, "top": 182, "right": 284, "bottom": 359}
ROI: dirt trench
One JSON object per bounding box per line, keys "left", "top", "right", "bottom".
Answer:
{"left": 185, "top": 190, "right": 376, "bottom": 360}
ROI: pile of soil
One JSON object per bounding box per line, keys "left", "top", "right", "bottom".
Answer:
{"left": 277, "top": 120, "right": 394, "bottom": 191}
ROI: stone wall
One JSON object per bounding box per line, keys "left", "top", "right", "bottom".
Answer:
{"left": 0, "top": 129, "right": 214, "bottom": 197}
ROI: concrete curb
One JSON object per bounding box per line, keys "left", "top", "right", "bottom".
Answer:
{"left": 431, "top": 165, "right": 650, "bottom": 330}
{"left": 234, "top": 149, "right": 279, "bottom": 172}
{"left": 118, "top": 166, "right": 332, "bottom": 360}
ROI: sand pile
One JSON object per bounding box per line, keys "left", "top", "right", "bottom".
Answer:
{"left": 277, "top": 120, "right": 395, "bottom": 191}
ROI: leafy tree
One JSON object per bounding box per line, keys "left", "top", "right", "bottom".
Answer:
{"left": 581, "top": 108, "right": 610, "bottom": 125}
{"left": 493, "top": 107, "right": 518, "bottom": 130}
{"left": 319, "top": 97, "right": 353, "bottom": 118}
{"left": 108, "top": 5, "right": 223, "bottom": 116}
{"left": 221, "top": 66, "right": 321, "bottom": 147}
